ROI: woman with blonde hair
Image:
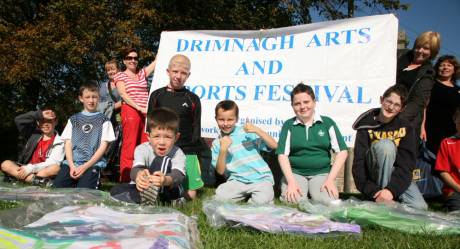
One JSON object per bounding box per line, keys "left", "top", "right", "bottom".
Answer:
{"left": 397, "top": 31, "right": 441, "bottom": 138}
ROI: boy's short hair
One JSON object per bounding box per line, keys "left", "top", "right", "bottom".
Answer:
{"left": 79, "top": 80, "right": 99, "bottom": 96}
{"left": 215, "top": 100, "right": 239, "bottom": 118}
{"left": 105, "top": 59, "right": 119, "bottom": 70}
{"left": 147, "top": 108, "right": 179, "bottom": 133}
{"left": 290, "top": 83, "right": 316, "bottom": 104}
{"left": 382, "top": 85, "right": 408, "bottom": 107}
{"left": 168, "top": 54, "right": 191, "bottom": 71}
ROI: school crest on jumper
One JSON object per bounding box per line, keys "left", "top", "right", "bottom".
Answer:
{"left": 82, "top": 124, "right": 93, "bottom": 133}
{"left": 318, "top": 130, "right": 325, "bottom": 137}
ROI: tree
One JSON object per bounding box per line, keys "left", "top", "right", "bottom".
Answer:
{"left": 0, "top": 0, "right": 408, "bottom": 160}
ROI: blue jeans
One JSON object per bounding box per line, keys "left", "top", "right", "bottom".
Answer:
{"left": 367, "top": 139, "right": 428, "bottom": 210}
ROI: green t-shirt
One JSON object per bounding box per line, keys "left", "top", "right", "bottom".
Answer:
{"left": 276, "top": 115, "right": 348, "bottom": 176}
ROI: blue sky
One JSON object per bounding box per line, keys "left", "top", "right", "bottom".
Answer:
{"left": 395, "top": 0, "right": 459, "bottom": 58}
{"left": 311, "top": 0, "right": 459, "bottom": 59}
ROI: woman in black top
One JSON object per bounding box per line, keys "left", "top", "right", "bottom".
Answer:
{"left": 422, "top": 55, "right": 460, "bottom": 154}
{"left": 396, "top": 31, "right": 440, "bottom": 138}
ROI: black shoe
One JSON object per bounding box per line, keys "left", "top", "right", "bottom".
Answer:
{"left": 2, "top": 175, "right": 12, "bottom": 183}
{"left": 31, "top": 175, "right": 50, "bottom": 187}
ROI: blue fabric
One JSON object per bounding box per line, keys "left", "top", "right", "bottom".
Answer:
{"left": 367, "top": 139, "right": 428, "bottom": 210}
{"left": 70, "top": 112, "right": 108, "bottom": 165}
{"left": 211, "top": 126, "right": 273, "bottom": 184}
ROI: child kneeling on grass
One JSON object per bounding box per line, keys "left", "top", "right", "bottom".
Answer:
{"left": 53, "top": 81, "right": 115, "bottom": 189}
{"left": 435, "top": 106, "right": 460, "bottom": 212}
{"left": 211, "top": 100, "right": 277, "bottom": 204}
{"left": 110, "top": 108, "right": 186, "bottom": 205}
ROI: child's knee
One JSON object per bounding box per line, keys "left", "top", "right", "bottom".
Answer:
{"left": 186, "top": 190, "right": 197, "bottom": 200}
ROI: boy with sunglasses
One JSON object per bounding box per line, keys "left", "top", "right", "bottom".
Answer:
{"left": 352, "top": 85, "right": 428, "bottom": 210}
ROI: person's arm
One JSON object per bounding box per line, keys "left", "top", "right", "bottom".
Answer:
{"left": 14, "top": 110, "right": 43, "bottom": 137}
{"left": 321, "top": 150, "right": 348, "bottom": 198}
{"left": 352, "top": 129, "right": 381, "bottom": 198}
{"left": 278, "top": 154, "right": 303, "bottom": 203}
{"left": 439, "top": 172, "right": 460, "bottom": 193}
{"left": 145, "top": 57, "right": 157, "bottom": 77}
{"left": 64, "top": 139, "right": 78, "bottom": 179}
{"left": 243, "top": 122, "right": 277, "bottom": 149}
{"left": 191, "top": 94, "right": 202, "bottom": 145}
{"left": 400, "top": 76, "right": 434, "bottom": 122}
{"left": 116, "top": 80, "right": 146, "bottom": 114}
{"left": 215, "top": 136, "right": 232, "bottom": 175}
{"left": 420, "top": 107, "right": 427, "bottom": 141}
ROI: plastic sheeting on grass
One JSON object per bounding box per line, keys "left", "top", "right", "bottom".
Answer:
{"left": 299, "top": 198, "right": 460, "bottom": 235}
{"left": 203, "top": 200, "right": 361, "bottom": 236}
{"left": 0, "top": 186, "right": 202, "bottom": 249}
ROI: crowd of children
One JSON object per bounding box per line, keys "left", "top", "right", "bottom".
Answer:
{"left": 1, "top": 49, "right": 459, "bottom": 212}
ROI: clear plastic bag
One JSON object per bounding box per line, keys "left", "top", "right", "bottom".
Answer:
{"left": 203, "top": 199, "right": 361, "bottom": 236}
{"left": 299, "top": 198, "right": 460, "bottom": 235}
{"left": 0, "top": 186, "right": 202, "bottom": 249}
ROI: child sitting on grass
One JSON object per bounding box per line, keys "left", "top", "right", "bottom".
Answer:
{"left": 53, "top": 81, "right": 115, "bottom": 189}
{"left": 1, "top": 109, "right": 64, "bottom": 185}
{"left": 110, "top": 107, "right": 187, "bottom": 205}
{"left": 435, "top": 106, "right": 460, "bottom": 212}
{"left": 211, "top": 100, "right": 277, "bottom": 204}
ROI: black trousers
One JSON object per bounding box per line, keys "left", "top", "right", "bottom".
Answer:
{"left": 53, "top": 163, "right": 101, "bottom": 189}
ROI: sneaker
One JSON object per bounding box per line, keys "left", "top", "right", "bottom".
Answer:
{"left": 31, "top": 175, "right": 50, "bottom": 187}
{"left": 2, "top": 175, "right": 12, "bottom": 183}
{"left": 140, "top": 184, "right": 159, "bottom": 206}
{"left": 171, "top": 197, "right": 186, "bottom": 208}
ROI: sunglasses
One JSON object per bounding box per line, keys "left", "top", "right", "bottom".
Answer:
{"left": 124, "top": 56, "right": 138, "bottom": 61}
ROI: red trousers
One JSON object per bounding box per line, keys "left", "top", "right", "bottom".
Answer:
{"left": 120, "top": 104, "right": 148, "bottom": 182}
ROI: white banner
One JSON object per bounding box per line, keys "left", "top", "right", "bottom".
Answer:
{"left": 150, "top": 14, "right": 398, "bottom": 146}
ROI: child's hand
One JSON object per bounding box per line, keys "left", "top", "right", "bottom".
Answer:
{"left": 220, "top": 136, "right": 232, "bottom": 150}
{"left": 42, "top": 110, "right": 56, "bottom": 120}
{"left": 72, "top": 165, "right": 89, "bottom": 179}
{"left": 243, "top": 118, "right": 259, "bottom": 134}
{"left": 69, "top": 165, "right": 79, "bottom": 179}
{"left": 135, "top": 169, "right": 151, "bottom": 191}
{"left": 373, "top": 189, "right": 394, "bottom": 203}
{"left": 17, "top": 166, "right": 31, "bottom": 180}
{"left": 151, "top": 171, "right": 165, "bottom": 187}
{"left": 320, "top": 178, "right": 339, "bottom": 199}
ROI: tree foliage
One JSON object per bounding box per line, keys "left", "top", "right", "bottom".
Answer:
{"left": 0, "top": 0, "right": 407, "bottom": 158}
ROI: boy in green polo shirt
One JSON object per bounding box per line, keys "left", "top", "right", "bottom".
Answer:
{"left": 276, "top": 83, "right": 348, "bottom": 205}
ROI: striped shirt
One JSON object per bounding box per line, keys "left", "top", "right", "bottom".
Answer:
{"left": 114, "top": 68, "right": 149, "bottom": 108}
{"left": 211, "top": 126, "right": 274, "bottom": 184}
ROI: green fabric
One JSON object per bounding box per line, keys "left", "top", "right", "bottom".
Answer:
{"left": 184, "top": 155, "right": 204, "bottom": 190}
{"left": 276, "top": 116, "right": 347, "bottom": 176}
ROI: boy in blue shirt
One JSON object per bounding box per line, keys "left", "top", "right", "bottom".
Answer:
{"left": 53, "top": 81, "right": 115, "bottom": 189}
{"left": 211, "top": 100, "right": 277, "bottom": 204}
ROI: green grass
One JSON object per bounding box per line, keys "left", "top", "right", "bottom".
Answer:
{"left": 1, "top": 187, "right": 459, "bottom": 249}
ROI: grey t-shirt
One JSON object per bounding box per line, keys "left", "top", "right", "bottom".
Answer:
{"left": 131, "top": 142, "right": 186, "bottom": 180}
